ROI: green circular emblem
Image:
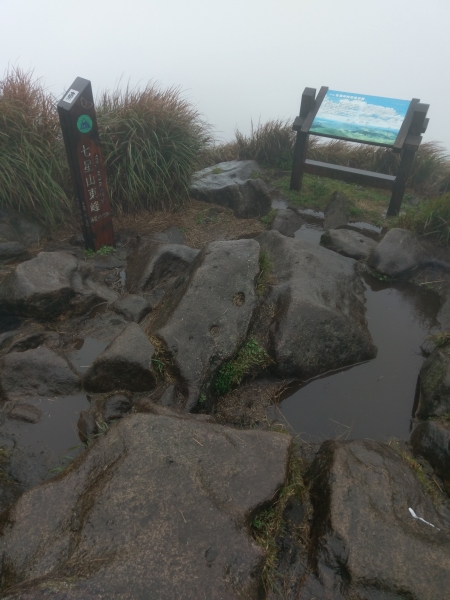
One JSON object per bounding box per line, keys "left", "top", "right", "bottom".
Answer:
{"left": 77, "top": 114, "right": 93, "bottom": 134}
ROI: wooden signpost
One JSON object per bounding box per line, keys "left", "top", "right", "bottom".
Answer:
{"left": 58, "top": 77, "right": 115, "bottom": 251}
{"left": 290, "top": 87, "right": 429, "bottom": 216}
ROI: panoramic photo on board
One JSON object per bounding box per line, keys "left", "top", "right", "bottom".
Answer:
{"left": 310, "top": 90, "right": 412, "bottom": 145}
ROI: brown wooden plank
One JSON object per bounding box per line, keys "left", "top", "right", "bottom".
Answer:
{"left": 303, "top": 159, "right": 395, "bottom": 190}
{"left": 387, "top": 148, "right": 417, "bottom": 216}
{"left": 292, "top": 116, "right": 305, "bottom": 131}
{"left": 299, "top": 88, "right": 316, "bottom": 118}
{"left": 409, "top": 103, "right": 429, "bottom": 135}
{"left": 393, "top": 98, "right": 420, "bottom": 150}
{"left": 290, "top": 131, "right": 309, "bottom": 191}
{"left": 301, "top": 86, "right": 328, "bottom": 133}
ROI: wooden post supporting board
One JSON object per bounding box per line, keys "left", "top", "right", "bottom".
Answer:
{"left": 57, "top": 77, "right": 115, "bottom": 251}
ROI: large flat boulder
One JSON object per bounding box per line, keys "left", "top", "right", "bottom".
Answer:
{"left": 411, "top": 420, "right": 450, "bottom": 496}
{"left": 367, "top": 228, "right": 430, "bottom": 278}
{"left": 0, "top": 347, "right": 80, "bottom": 401}
{"left": 152, "top": 239, "right": 260, "bottom": 409}
{"left": 84, "top": 323, "right": 157, "bottom": 393}
{"left": 258, "top": 230, "right": 376, "bottom": 380}
{"left": 0, "top": 412, "right": 292, "bottom": 599}
{"left": 416, "top": 346, "right": 450, "bottom": 418}
{"left": 0, "top": 252, "right": 115, "bottom": 319}
{"left": 320, "top": 228, "right": 377, "bottom": 261}
{"left": 298, "top": 439, "right": 450, "bottom": 600}
{"left": 190, "top": 160, "right": 272, "bottom": 218}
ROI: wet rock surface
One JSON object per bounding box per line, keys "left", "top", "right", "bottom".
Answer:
{"left": 299, "top": 439, "right": 450, "bottom": 600}
{"left": 84, "top": 322, "right": 156, "bottom": 393}
{"left": 320, "top": 228, "right": 377, "bottom": 260}
{"left": 270, "top": 208, "right": 305, "bottom": 237}
{"left": 111, "top": 293, "right": 150, "bottom": 322}
{"left": 126, "top": 236, "right": 199, "bottom": 295}
{"left": 152, "top": 238, "right": 260, "bottom": 409}
{"left": 323, "top": 191, "right": 349, "bottom": 230}
{"left": 0, "top": 251, "right": 116, "bottom": 319}
{"left": 190, "top": 160, "right": 272, "bottom": 218}
{"left": 0, "top": 412, "right": 291, "bottom": 599}
{"left": 368, "top": 227, "right": 431, "bottom": 278}
{"left": 0, "top": 347, "right": 80, "bottom": 401}
{"left": 258, "top": 230, "right": 376, "bottom": 380}
{"left": 416, "top": 346, "right": 450, "bottom": 418}
{"left": 411, "top": 420, "right": 450, "bottom": 496}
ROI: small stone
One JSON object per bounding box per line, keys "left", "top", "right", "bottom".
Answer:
{"left": 8, "top": 404, "right": 42, "bottom": 424}
{"left": 102, "top": 394, "right": 133, "bottom": 422}
{"left": 112, "top": 294, "right": 151, "bottom": 323}
{"left": 77, "top": 410, "right": 98, "bottom": 444}
{"left": 271, "top": 209, "right": 305, "bottom": 237}
{"left": 324, "top": 191, "right": 349, "bottom": 230}
{"left": 320, "top": 228, "right": 377, "bottom": 261}
{"left": 0, "top": 241, "right": 28, "bottom": 261}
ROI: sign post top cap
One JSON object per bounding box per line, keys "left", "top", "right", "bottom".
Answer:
{"left": 58, "top": 77, "right": 92, "bottom": 110}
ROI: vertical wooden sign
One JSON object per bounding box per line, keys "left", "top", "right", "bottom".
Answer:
{"left": 57, "top": 77, "right": 115, "bottom": 251}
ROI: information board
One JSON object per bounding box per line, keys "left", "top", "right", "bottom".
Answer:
{"left": 310, "top": 90, "right": 411, "bottom": 146}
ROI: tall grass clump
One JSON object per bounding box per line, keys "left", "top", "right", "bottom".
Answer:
{"left": 397, "top": 193, "right": 450, "bottom": 246}
{"left": 235, "top": 119, "right": 295, "bottom": 170}
{"left": 0, "top": 68, "right": 72, "bottom": 225}
{"left": 97, "top": 83, "right": 211, "bottom": 212}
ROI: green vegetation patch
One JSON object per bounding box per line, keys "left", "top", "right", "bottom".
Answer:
{"left": 256, "top": 249, "right": 273, "bottom": 295}
{"left": 84, "top": 245, "right": 115, "bottom": 258}
{"left": 215, "top": 337, "right": 272, "bottom": 395}
{"left": 397, "top": 194, "right": 450, "bottom": 247}
{"left": 251, "top": 454, "right": 307, "bottom": 592}
{"left": 389, "top": 440, "right": 441, "bottom": 502}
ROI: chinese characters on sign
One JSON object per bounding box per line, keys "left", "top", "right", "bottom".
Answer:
{"left": 57, "top": 77, "right": 114, "bottom": 251}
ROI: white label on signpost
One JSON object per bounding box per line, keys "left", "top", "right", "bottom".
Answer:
{"left": 62, "top": 89, "right": 79, "bottom": 104}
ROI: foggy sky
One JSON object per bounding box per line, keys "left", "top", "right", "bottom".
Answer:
{"left": 2, "top": 0, "right": 449, "bottom": 151}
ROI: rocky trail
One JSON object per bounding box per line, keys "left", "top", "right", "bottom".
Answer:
{"left": 0, "top": 162, "right": 449, "bottom": 599}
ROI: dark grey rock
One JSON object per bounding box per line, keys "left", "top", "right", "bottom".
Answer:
{"left": 126, "top": 237, "right": 199, "bottom": 294}
{"left": 102, "top": 394, "right": 133, "bottom": 422}
{"left": 7, "top": 403, "right": 42, "bottom": 424}
{"left": 153, "top": 239, "right": 260, "bottom": 409}
{"left": 84, "top": 323, "right": 157, "bottom": 393}
{"left": 368, "top": 228, "right": 430, "bottom": 278}
{"left": 160, "top": 384, "right": 177, "bottom": 406}
{"left": 416, "top": 347, "right": 450, "bottom": 418}
{"left": 270, "top": 208, "right": 305, "bottom": 237}
{"left": 0, "top": 412, "right": 291, "bottom": 599}
{"left": 0, "top": 347, "right": 80, "bottom": 401}
{"left": 323, "top": 191, "right": 349, "bottom": 230}
{"left": 0, "top": 331, "right": 17, "bottom": 352}
{"left": 437, "top": 296, "right": 450, "bottom": 330}
{"left": 257, "top": 231, "right": 376, "bottom": 380}
{"left": 77, "top": 410, "right": 98, "bottom": 444}
{"left": 10, "top": 215, "right": 44, "bottom": 247}
{"left": 411, "top": 420, "right": 450, "bottom": 496}
{"left": 8, "top": 331, "right": 60, "bottom": 353}
{"left": 89, "top": 255, "right": 126, "bottom": 270}
{"left": 299, "top": 439, "right": 450, "bottom": 600}
{"left": 0, "top": 241, "right": 28, "bottom": 261}
{"left": 111, "top": 294, "right": 150, "bottom": 322}
{"left": 190, "top": 160, "right": 272, "bottom": 218}
{"left": 321, "top": 228, "right": 377, "bottom": 260}
{"left": 0, "top": 251, "right": 115, "bottom": 319}
{"left": 163, "top": 225, "right": 185, "bottom": 245}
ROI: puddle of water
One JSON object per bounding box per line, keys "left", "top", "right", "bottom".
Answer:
{"left": 0, "top": 314, "right": 21, "bottom": 334}
{"left": 294, "top": 224, "right": 323, "bottom": 245}
{"left": 1, "top": 393, "right": 90, "bottom": 488}
{"left": 71, "top": 336, "right": 109, "bottom": 374}
{"left": 279, "top": 274, "right": 440, "bottom": 442}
